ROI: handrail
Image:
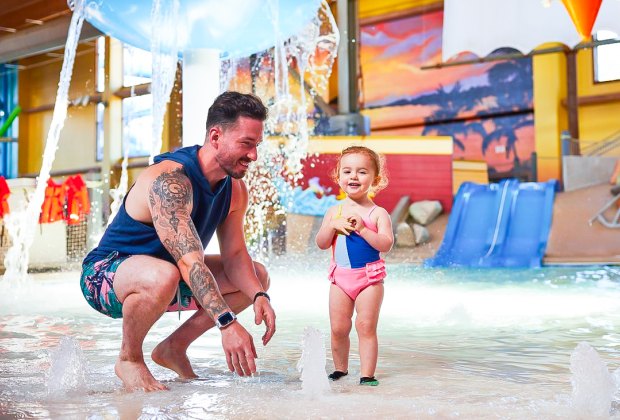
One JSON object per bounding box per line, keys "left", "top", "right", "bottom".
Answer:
{"left": 589, "top": 193, "right": 620, "bottom": 228}
{"left": 581, "top": 128, "right": 620, "bottom": 156}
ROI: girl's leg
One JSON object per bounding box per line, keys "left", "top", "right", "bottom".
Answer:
{"left": 329, "top": 283, "right": 355, "bottom": 373}
{"left": 355, "top": 283, "right": 384, "bottom": 378}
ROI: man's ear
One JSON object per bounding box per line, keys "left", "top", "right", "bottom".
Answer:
{"left": 208, "top": 126, "right": 221, "bottom": 148}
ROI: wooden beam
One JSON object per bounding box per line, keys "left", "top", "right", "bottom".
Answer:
{"left": 21, "top": 93, "right": 103, "bottom": 114}
{"left": 114, "top": 83, "right": 152, "bottom": 99}
{"left": 360, "top": 2, "right": 443, "bottom": 26}
{"left": 561, "top": 92, "right": 620, "bottom": 107}
{"left": 566, "top": 49, "right": 580, "bottom": 155}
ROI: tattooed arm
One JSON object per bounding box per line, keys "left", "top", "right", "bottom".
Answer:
{"left": 148, "top": 167, "right": 230, "bottom": 320}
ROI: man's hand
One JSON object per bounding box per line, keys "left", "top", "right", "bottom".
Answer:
{"left": 221, "top": 322, "right": 257, "bottom": 376}
{"left": 254, "top": 298, "right": 276, "bottom": 345}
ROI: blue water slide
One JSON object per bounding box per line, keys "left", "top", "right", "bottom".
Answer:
{"left": 425, "top": 179, "right": 558, "bottom": 268}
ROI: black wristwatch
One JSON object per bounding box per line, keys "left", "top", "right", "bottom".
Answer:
{"left": 253, "top": 291, "right": 270, "bottom": 303}
{"left": 215, "top": 311, "right": 237, "bottom": 329}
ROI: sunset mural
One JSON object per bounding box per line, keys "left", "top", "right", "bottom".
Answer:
{"left": 360, "top": 10, "right": 535, "bottom": 179}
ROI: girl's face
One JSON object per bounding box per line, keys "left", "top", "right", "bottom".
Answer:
{"left": 338, "top": 152, "right": 376, "bottom": 199}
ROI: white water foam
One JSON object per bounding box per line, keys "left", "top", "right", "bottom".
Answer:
{"left": 297, "top": 326, "right": 330, "bottom": 398}
{"left": 570, "top": 341, "right": 618, "bottom": 418}
{"left": 46, "top": 336, "right": 88, "bottom": 397}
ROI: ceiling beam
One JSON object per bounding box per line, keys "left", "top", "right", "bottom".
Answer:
{"left": 0, "top": 14, "right": 101, "bottom": 64}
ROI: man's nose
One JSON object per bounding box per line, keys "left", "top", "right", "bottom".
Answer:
{"left": 247, "top": 147, "right": 258, "bottom": 161}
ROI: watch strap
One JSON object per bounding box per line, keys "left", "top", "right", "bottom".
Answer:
{"left": 253, "top": 291, "right": 270, "bottom": 303}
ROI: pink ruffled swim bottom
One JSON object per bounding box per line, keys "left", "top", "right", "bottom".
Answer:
{"left": 328, "top": 259, "right": 386, "bottom": 300}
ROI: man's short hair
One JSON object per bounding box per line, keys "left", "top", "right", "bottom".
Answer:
{"left": 206, "top": 91, "right": 268, "bottom": 131}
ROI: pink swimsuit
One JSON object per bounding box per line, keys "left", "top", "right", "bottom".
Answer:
{"left": 328, "top": 205, "right": 386, "bottom": 300}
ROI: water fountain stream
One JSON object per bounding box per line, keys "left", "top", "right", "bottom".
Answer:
{"left": 2, "top": 0, "right": 86, "bottom": 282}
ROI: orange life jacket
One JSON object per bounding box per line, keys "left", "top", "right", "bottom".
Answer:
{"left": 64, "top": 175, "right": 91, "bottom": 225}
{"left": 40, "top": 178, "right": 65, "bottom": 224}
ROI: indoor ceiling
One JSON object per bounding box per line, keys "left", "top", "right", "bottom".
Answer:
{"left": 0, "top": 0, "right": 70, "bottom": 37}
{"left": 0, "top": 0, "right": 100, "bottom": 64}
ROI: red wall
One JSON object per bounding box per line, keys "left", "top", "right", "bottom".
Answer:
{"left": 300, "top": 153, "right": 453, "bottom": 213}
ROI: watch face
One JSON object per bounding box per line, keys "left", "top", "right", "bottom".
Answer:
{"left": 217, "top": 312, "right": 235, "bottom": 328}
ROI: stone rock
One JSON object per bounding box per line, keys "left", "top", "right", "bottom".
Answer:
{"left": 396, "top": 222, "right": 416, "bottom": 247}
{"left": 409, "top": 200, "right": 443, "bottom": 226}
{"left": 413, "top": 223, "right": 430, "bottom": 245}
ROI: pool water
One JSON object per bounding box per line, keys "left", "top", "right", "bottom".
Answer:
{"left": 1, "top": 260, "right": 619, "bottom": 419}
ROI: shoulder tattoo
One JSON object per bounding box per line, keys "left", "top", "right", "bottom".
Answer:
{"left": 149, "top": 169, "right": 202, "bottom": 261}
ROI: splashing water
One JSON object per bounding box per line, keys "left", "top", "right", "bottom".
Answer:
{"left": 570, "top": 341, "right": 619, "bottom": 418}
{"left": 150, "top": 0, "right": 180, "bottom": 164}
{"left": 2, "top": 0, "right": 86, "bottom": 282}
{"left": 242, "top": 0, "right": 339, "bottom": 259}
{"left": 297, "top": 327, "right": 331, "bottom": 398}
{"left": 47, "top": 336, "right": 88, "bottom": 397}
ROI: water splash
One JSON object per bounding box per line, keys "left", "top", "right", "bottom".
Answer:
{"left": 150, "top": 0, "right": 180, "bottom": 164}
{"left": 297, "top": 327, "right": 330, "bottom": 397}
{"left": 47, "top": 336, "right": 88, "bottom": 397}
{"left": 2, "top": 0, "right": 86, "bottom": 282}
{"left": 242, "top": 0, "right": 339, "bottom": 260}
{"left": 569, "top": 341, "right": 617, "bottom": 418}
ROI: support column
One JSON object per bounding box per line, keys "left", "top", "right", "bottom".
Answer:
{"left": 182, "top": 49, "right": 220, "bottom": 147}
{"left": 337, "top": 0, "right": 359, "bottom": 114}
{"left": 532, "top": 49, "right": 567, "bottom": 182}
{"left": 101, "top": 37, "right": 123, "bottom": 221}
{"left": 181, "top": 49, "right": 221, "bottom": 254}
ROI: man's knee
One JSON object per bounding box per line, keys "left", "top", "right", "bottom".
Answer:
{"left": 114, "top": 257, "right": 180, "bottom": 304}
{"left": 254, "top": 261, "right": 270, "bottom": 291}
{"left": 146, "top": 264, "right": 180, "bottom": 303}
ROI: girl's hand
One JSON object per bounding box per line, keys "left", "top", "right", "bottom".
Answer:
{"left": 345, "top": 213, "right": 364, "bottom": 233}
{"left": 331, "top": 217, "right": 355, "bottom": 236}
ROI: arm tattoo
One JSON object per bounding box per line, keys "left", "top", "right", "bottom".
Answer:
{"left": 189, "top": 262, "right": 229, "bottom": 318}
{"left": 149, "top": 169, "right": 203, "bottom": 261}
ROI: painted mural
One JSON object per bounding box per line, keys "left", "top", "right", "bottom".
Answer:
{"left": 360, "top": 10, "right": 535, "bottom": 179}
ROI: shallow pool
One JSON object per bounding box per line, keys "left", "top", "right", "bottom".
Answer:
{"left": 1, "top": 259, "right": 619, "bottom": 419}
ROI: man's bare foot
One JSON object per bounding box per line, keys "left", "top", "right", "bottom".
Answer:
{"left": 152, "top": 340, "right": 198, "bottom": 379}
{"left": 114, "top": 358, "right": 168, "bottom": 392}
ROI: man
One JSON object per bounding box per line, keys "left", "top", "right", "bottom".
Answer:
{"left": 80, "top": 91, "right": 275, "bottom": 391}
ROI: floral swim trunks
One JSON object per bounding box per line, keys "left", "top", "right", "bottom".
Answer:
{"left": 80, "top": 251, "right": 198, "bottom": 319}
{"left": 80, "top": 251, "right": 130, "bottom": 319}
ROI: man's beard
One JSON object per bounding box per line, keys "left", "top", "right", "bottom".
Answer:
{"left": 216, "top": 153, "right": 249, "bottom": 179}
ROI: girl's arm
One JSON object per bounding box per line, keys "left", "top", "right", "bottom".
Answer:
{"left": 315, "top": 206, "right": 354, "bottom": 249}
{"left": 356, "top": 207, "right": 394, "bottom": 253}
